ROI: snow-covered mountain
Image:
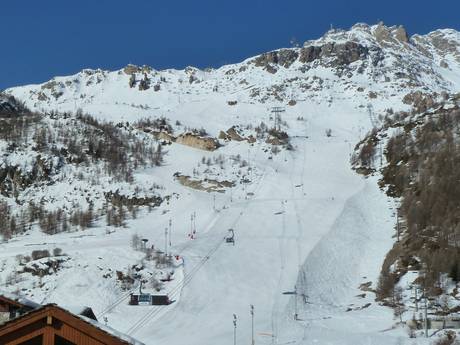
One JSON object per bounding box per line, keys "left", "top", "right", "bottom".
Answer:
{"left": 6, "top": 22, "right": 460, "bottom": 127}
{"left": 2, "top": 22, "right": 460, "bottom": 345}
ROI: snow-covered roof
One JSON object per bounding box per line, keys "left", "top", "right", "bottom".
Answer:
{"left": 0, "top": 291, "right": 41, "bottom": 309}
{"left": 79, "top": 314, "right": 145, "bottom": 345}
{"left": 0, "top": 304, "right": 144, "bottom": 345}
{"left": 60, "top": 304, "right": 97, "bottom": 320}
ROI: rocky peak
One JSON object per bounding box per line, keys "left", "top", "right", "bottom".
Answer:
{"left": 412, "top": 29, "right": 460, "bottom": 62}
{"left": 373, "top": 22, "right": 409, "bottom": 44}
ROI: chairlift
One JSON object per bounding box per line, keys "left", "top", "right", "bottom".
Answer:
{"left": 226, "top": 229, "right": 235, "bottom": 245}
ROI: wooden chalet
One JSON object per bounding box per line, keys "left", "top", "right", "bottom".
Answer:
{"left": 0, "top": 293, "right": 40, "bottom": 324}
{"left": 0, "top": 304, "right": 144, "bottom": 345}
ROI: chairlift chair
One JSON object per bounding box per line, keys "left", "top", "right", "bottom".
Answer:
{"left": 226, "top": 229, "right": 235, "bottom": 245}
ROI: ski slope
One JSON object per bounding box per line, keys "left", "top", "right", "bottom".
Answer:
{"left": 0, "top": 99, "right": 407, "bottom": 344}
{"left": 100, "top": 104, "right": 400, "bottom": 344}
{"left": 0, "top": 96, "right": 433, "bottom": 344}
{"left": 6, "top": 22, "right": 460, "bottom": 343}
{"left": 118, "top": 104, "right": 405, "bottom": 344}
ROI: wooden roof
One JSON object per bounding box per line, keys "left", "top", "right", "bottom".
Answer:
{"left": 0, "top": 294, "right": 39, "bottom": 310}
{"left": 0, "top": 304, "right": 144, "bottom": 345}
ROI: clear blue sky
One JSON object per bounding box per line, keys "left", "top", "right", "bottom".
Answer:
{"left": 1, "top": 0, "right": 459, "bottom": 90}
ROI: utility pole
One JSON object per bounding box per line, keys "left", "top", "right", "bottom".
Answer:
{"left": 250, "top": 305, "right": 255, "bottom": 345}
{"left": 424, "top": 294, "right": 428, "bottom": 338}
{"left": 294, "top": 285, "right": 298, "bottom": 320}
{"left": 248, "top": 148, "right": 251, "bottom": 182}
{"left": 422, "top": 281, "right": 428, "bottom": 338}
{"left": 168, "top": 219, "right": 172, "bottom": 248}
{"left": 190, "top": 214, "right": 193, "bottom": 239}
{"left": 190, "top": 213, "right": 196, "bottom": 239}
{"left": 193, "top": 211, "right": 197, "bottom": 236}
{"left": 233, "top": 314, "right": 237, "bottom": 345}
{"left": 164, "top": 227, "right": 168, "bottom": 257}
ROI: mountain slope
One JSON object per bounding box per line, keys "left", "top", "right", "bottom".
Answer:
{"left": 2, "top": 22, "right": 460, "bottom": 345}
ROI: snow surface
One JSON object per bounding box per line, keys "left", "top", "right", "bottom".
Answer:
{"left": 3, "top": 23, "right": 460, "bottom": 344}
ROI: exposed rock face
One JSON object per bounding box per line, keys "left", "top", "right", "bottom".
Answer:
{"left": 23, "top": 257, "right": 69, "bottom": 277}
{"left": 402, "top": 91, "right": 437, "bottom": 112}
{"left": 174, "top": 173, "right": 234, "bottom": 193}
{"left": 253, "top": 49, "right": 299, "bottom": 69}
{"left": 147, "top": 130, "right": 219, "bottom": 150}
{"left": 299, "top": 42, "right": 368, "bottom": 66}
{"left": 105, "top": 191, "right": 162, "bottom": 207}
{"left": 266, "top": 129, "right": 289, "bottom": 146}
{"left": 0, "top": 94, "right": 27, "bottom": 116}
{"left": 154, "top": 131, "right": 175, "bottom": 142}
{"left": 40, "top": 81, "right": 64, "bottom": 99}
{"left": 0, "top": 156, "right": 53, "bottom": 197}
{"left": 298, "top": 45, "right": 321, "bottom": 63}
{"left": 264, "top": 65, "right": 278, "bottom": 74}
{"left": 123, "top": 64, "right": 153, "bottom": 76}
{"left": 374, "top": 23, "right": 409, "bottom": 44}
{"left": 412, "top": 30, "right": 460, "bottom": 63}
{"left": 253, "top": 42, "right": 367, "bottom": 70}
{"left": 219, "top": 127, "right": 256, "bottom": 143}
{"left": 395, "top": 26, "right": 409, "bottom": 43}
{"left": 176, "top": 133, "right": 219, "bottom": 151}
{"left": 277, "top": 49, "right": 299, "bottom": 68}
{"left": 227, "top": 127, "right": 244, "bottom": 141}
{"left": 123, "top": 64, "right": 141, "bottom": 75}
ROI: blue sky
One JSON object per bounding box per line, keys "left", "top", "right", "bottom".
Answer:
{"left": 1, "top": 0, "right": 459, "bottom": 89}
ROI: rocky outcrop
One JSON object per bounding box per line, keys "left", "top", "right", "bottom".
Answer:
{"left": 105, "top": 191, "right": 162, "bottom": 207}
{"left": 402, "top": 91, "right": 437, "bottom": 112}
{"left": 147, "top": 130, "right": 220, "bottom": 150}
{"left": 253, "top": 49, "right": 299, "bottom": 69}
{"left": 299, "top": 41, "right": 368, "bottom": 66}
{"left": 0, "top": 156, "right": 53, "bottom": 197}
{"left": 23, "top": 257, "right": 69, "bottom": 277}
{"left": 176, "top": 133, "right": 219, "bottom": 151}
{"left": 0, "top": 94, "right": 27, "bottom": 117}
{"left": 374, "top": 23, "right": 409, "bottom": 44}
{"left": 153, "top": 131, "right": 175, "bottom": 142}
{"left": 173, "top": 173, "right": 234, "bottom": 193}
{"left": 394, "top": 26, "right": 409, "bottom": 43}
{"left": 124, "top": 64, "right": 153, "bottom": 77}
{"left": 265, "top": 129, "right": 289, "bottom": 146}
{"left": 219, "top": 126, "right": 256, "bottom": 143}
